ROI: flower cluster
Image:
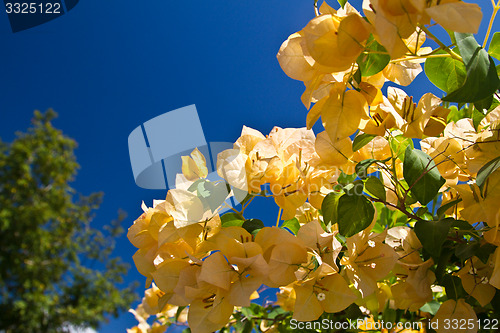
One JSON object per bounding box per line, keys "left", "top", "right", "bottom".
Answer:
{"left": 128, "top": 1, "right": 500, "bottom": 332}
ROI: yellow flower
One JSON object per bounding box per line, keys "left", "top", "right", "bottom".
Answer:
{"left": 431, "top": 299, "right": 478, "bottom": 333}
{"left": 297, "top": 220, "right": 342, "bottom": 270}
{"left": 255, "top": 227, "right": 308, "bottom": 287}
{"left": 363, "top": 0, "right": 423, "bottom": 58}
{"left": 187, "top": 290, "right": 234, "bottom": 333}
{"left": 425, "top": 0, "right": 482, "bottom": 34}
{"left": 181, "top": 148, "right": 208, "bottom": 181}
{"left": 456, "top": 256, "right": 496, "bottom": 307}
{"left": 391, "top": 259, "right": 435, "bottom": 311}
{"left": 341, "top": 228, "right": 398, "bottom": 297}
{"left": 382, "top": 87, "right": 449, "bottom": 139}
{"left": 292, "top": 263, "right": 356, "bottom": 321}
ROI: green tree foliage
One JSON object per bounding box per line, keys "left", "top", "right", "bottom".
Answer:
{"left": 0, "top": 110, "right": 136, "bottom": 332}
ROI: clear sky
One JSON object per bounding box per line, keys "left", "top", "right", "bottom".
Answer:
{"left": 0, "top": 0, "right": 497, "bottom": 331}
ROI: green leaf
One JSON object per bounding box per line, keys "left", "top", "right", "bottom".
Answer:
{"left": 355, "top": 158, "right": 379, "bottom": 179}
{"left": 475, "top": 243, "right": 497, "bottom": 264}
{"left": 487, "top": 94, "right": 500, "bottom": 114}
{"left": 442, "top": 275, "right": 467, "bottom": 300}
{"left": 443, "top": 33, "right": 500, "bottom": 103}
{"left": 489, "top": 32, "right": 500, "bottom": 60}
{"left": 188, "top": 178, "right": 206, "bottom": 192}
{"left": 435, "top": 250, "right": 453, "bottom": 283}
{"left": 242, "top": 219, "right": 264, "bottom": 235}
{"left": 175, "top": 306, "right": 187, "bottom": 322}
{"left": 455, "top": 242, "right": 480, "bottom": 262}
{"left": 197, "top": 180, "right": 212, "bottom": 197}
{"left": 416, "top": 206, "right": 428, "bottom": 217}
{"left": 344, "top": 179, "right": 364, "bottom": 196}
{"left": 472, "top": 107, "right": 486, "bottom": 131}
{"left": 198, "top": 181, "right": 230, "bottom": 211}
{"left": 436, "top": 198, "right": 462, "bottom": 219}
{"left": 448, "top": 218, "right": 479, "bottom": 239}
{"left": 337, "top": 0, "right": 347, "bottom": 9}
{"left": 491, "top": 290, "right": 500, "bottom": 315}
{"left": 389, "top": 135, "right": 413, "bottom": 161}
{"left": 447, "top": 105, "right": 471, "bottom": 123}
{"left": 403, "top": 147, "right": 445, "bottom": 205}
{"left": 221, "top": 212, "right": 244, "bottom": 227}
{"left": 450, "top": 219, "right": 474, "bottom": 231}
{"left": 321, "top": 192, "right": 341, "bottom": 225}
{"left": 337, "top": 193, "right": 375, "bottom": 237}
{"left": 382, "top": 306, "right": 397, "bottom": 324}
{"left": 352, "top": 68, "right": 362, "bottom": 85}
{"left": 374, "top": 202, "right": 406, "bottom": 230}
{"left": 420, "top": 301, "right": 441, "bottom": 316}
{"left": 352, "top": 133, "right": 377, "bottom": 152}
{"left": 474, "top": 94, "right": 493, "bottom": 112}
{"left": 425, "top": 50, "right": 467, "bottom": 93}
{"left": 476, "top": 156, "right": 500, "bottom": 191}
{"left": 357, "top": 35, "right": 391, "bottom": 77}
{"left": 364, "top": 176, "right": 386, "bottom": 201}
{"left": 281, "top": 218, "right": 300, "bottom": 235}
{"left": 241, "top": 303, "right": 264, "bottom": 317}
{"left": 414, "top": 219, "right": 451, "bottom": 259}
{"left": 397, "top": 179, "right": 419, "bottom": 205}
{"left": 345, "top": 303, "right": 363, "bottom": 320}
{"left": 337, "top": 171, "right": 357, "bottom": 185}
{"left": 267, "top": 306, "right": 287, "bottom": 319}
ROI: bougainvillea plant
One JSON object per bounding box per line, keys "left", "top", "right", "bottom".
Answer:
{"left": 127, "top": 1, "right": 500, "bottom": 332}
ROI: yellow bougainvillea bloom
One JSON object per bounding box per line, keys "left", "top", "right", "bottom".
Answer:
{"left": 391, "top": 259, "right": 435, "bottom": 311}
{"left": 304, "top": 168, "right": 339, "bottom": 210}
{"left": 319, "top": 83, "right": 369, "bottom": 142}
{"left": 181, "top": 148, "right": 208, "bottom": 181}
{"left": 421, "top": 137, "right": 466, "bottom": 185}
{"left": 277, "top": 3, "right": 371, "bottom": 108}
{"left": 456, "top": 256, "right": 496, "bottom": 307}
{"left": 382, "top": 87, "right": 449, "bottom": 139}
{"left": 363, "top": 0, "right": 422, "bottom": 58}
{"left": 255, "top": 227, "right": 308, "bottom": 287}
{"left": 465, "top": 126, "right": 500, "bottom": 175}
{"left": 431, "top": 299, "right": 478, "bottom": 333}
{"left": 297, "top": 220, "right": 342, "bottom": 270}
{"left": 234, "top": 125, "right": 266, "bottom": 155}
{"left": 128, "top": 202, "right": 175, "bottom": 282}
{"left": 152, "top": 258, "right": 191, "bottom": 295}
{"left": 341, "top": 228, "right": 398, "bottom": 297}
{"left": 452, "top": 170, "right": 500, "bottom": 228}
{"left": 315, "top": 131, "right": 353, "bottom": 167}
{"left": 275, "top": 284, "right": 296, "bottom": 311}
{"left": 355, "top": 136, "right": 392, "bottom": 161}
{"left": 490, "top": 247, "right": 500, "bottom": 289}
{"left": 187, "top": 290, "right": 234, "bottom": 333}
{"left": 128, "top": 304, "right": 168, "bottom": 333}
{"left": 201, "top": 227, "right": 269, "bottom": 306}
{"left": 302, "top": 12, "right": 371, "bottom": 73}
{"left": 358, "top": 97, "right": 397, "bottom": 136}
{"left": 142, "top": 283, "right": 166, "bottom": 315}
{"left": 166, "top": 189, "right": 215, "bottom": 228}
{"left": 277, "top": 31, "right": 316, "bottom": 83}
{"left": 425, "top": 0, "right": 482, "bottom": 34}
{"left": 292, "top": 263, "right": 356, "bottom": 321}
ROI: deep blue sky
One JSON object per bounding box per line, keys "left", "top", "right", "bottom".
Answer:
{"left": 0, "top": 0, "right": 496, "bottom": 331}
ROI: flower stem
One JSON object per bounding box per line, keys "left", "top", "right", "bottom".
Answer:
{"left": 483, "top": 2, "right": 500, "bottom": 48}
{"left": 390, "top": 53, "right": 456, "bottom": 63}
{"left": 419, "top": 25, "right": 462, "bottom": 62}
{"left": 276, "top": 208, "right": 282, "bottom": 227}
